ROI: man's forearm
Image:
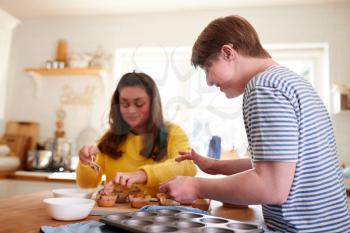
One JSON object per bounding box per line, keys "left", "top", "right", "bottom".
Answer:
{"left": 210, "top": 158, "right": 252, "bottom": 175}
{"left": 196, "top": 168, "right": 285, "bottom": 205}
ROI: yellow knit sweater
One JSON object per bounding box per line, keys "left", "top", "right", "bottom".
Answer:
{"left": 76, "top": 123, "right": 196, "bottom": 195}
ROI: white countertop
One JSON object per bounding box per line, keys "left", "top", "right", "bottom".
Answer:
{"left": 14, "top": 170, "right": 76, "bottom": 180}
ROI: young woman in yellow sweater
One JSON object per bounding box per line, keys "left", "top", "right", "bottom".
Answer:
{"left": 76, "top": 72, "right": 196, "bottom": 195}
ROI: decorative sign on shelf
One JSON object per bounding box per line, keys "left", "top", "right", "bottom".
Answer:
{"left": 60, "top": 85, "right": 97, "bottom": 107}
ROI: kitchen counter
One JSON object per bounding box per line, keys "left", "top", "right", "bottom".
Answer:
{"left": 2, "top": 170, "right": 350, "bottom": 195}
{"left": 0, "top": 190, "right": 264, "bottom": 233}
{"left": 2, "top": 170, "right": 76, "bottom": 183}
{"left": 0, "top": 171, "right": 13, "bottom": 179}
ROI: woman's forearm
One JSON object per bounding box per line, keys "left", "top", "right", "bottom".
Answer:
{"left": 76, "top": 163, "right": 101, "bottom": 188}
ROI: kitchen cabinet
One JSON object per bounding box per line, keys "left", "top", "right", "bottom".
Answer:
{"left": 24, "top": 67, "right": 108, "bottom": 98}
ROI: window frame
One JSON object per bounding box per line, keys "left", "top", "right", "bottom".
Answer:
{"left": 113, "top": 43, "right": 330, "bottom": 157}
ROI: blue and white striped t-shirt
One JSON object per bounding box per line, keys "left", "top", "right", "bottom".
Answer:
{"left": 243, "top": 65, "right": 350, "bottom": 232}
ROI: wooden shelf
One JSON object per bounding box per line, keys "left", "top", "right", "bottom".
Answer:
{"left": 24, "top": 67, "right": 105, "bottom": 76}
{"left": 25, "top": 67, "right": 108, "bottom": 98}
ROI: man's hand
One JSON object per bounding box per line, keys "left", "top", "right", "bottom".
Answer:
{"left": 176, "top": 149, "right": 216, "bottom": 174}
{"left": 159, "top": 176, "right": 199, "bottom": 204}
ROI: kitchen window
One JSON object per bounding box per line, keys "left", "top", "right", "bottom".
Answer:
{"left": 114, "top": 44, "right": 329, "bottom": 158}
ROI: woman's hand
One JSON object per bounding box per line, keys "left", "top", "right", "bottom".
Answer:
{"left": 101, "top": 182, "right": 115, "bottom": 195}
{"left": 159, "top": 176, "right": 199, "bottom": 204}
{"left": 79, "top": 146, "right": 100, "bottom": 173}
{"left": 176, "top": 149, "right": 216, "bottom": 174}
{"left": 109, "top": 170, "right": 147, "bottom": 188}
{"left": 79, "top": 146, "right": 98, "bottom": 165}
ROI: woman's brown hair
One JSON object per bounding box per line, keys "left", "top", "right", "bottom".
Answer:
{"left": 191, "top": 15, "right": 271, "bottom": 68}
{"left": 98, "top": 72, "right": 168, "bottom": 161}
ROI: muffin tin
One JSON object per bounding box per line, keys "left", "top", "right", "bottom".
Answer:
{"left": 100, "top": 209, "right": 263, "bottom": 233}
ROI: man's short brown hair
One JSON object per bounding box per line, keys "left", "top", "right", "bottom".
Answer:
{"left": 191, "top": 15, "right": 271, "bottom": 68}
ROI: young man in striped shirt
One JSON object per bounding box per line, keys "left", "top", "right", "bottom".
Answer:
{"left": 160, "top": 15, "right": 350, "bottom": 232}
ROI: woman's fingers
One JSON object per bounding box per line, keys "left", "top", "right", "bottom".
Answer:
{"left": 103, "top": 182, "right": 114, "bottom": 194}
{"left": 88, "top": 146, "right": 98, "bottom": 158}
{"left": 78, "top": 146, "right": 101, "bottom": 173}
{"left": 113, "top": 173, "right": 122, "bottom": 184}
{"left": 106, "top": 180, "right": 114, "bottom": 186}
{"left": 114, "top": 172, "right": 130, "bottom": 187}
{"left": 90, "top": 162, "right": 101, "bottom": 174}
{"left": 79, "top": 146, "right": 92, "bottom": 164}
{"left": 125, "top": 178, "right": 134, "bottom": 188}
{"left": 120, "top": 177, "right": 127, "bottom": 186}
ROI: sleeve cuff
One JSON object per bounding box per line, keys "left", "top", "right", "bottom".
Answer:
{"left": 139, "top": 165, "right": 158, "bottom": 188}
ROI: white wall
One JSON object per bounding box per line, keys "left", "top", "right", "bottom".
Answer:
{"left": 3, "top": 3, "right": 350, "bottom": 164}
{"left": 0, "top": 9, "right": 19, "bottom": 133}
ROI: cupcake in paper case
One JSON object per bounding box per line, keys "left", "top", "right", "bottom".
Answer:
{"left": 96, "top": 188, "right": 117, "bottom": 207}
{"left": 192, "top": 198, "right": 211, "bottom": 211}
{"left": 129, "top": 192, "right": 151, "bottom": 209}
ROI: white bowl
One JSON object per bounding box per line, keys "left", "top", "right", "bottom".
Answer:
{"left": 43, "top": 197, "right": 95, "bottom": 221}
{"left": 52, "top": 188, "right": 94, "bottom": 199}
{"left": 0, "top": 156, "right": 20, "bottom": 172}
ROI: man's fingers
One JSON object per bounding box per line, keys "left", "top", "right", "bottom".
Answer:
{"left": 179, "top": 151, "right": 190, "bottom": 155}
{"left": 191, "top": 149, "right": 200, "bottom": 157}
{"left": 176, "top": 149, "right": 202, "bottom": 162}
{"left": 175, "top": 153, "right": 192, "bottom": 162}
{"left": 175, "top": 156, "right": 185, "bottom": 162}
{"left": 159, "top": 182, "right": 169, "bottom": 193}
